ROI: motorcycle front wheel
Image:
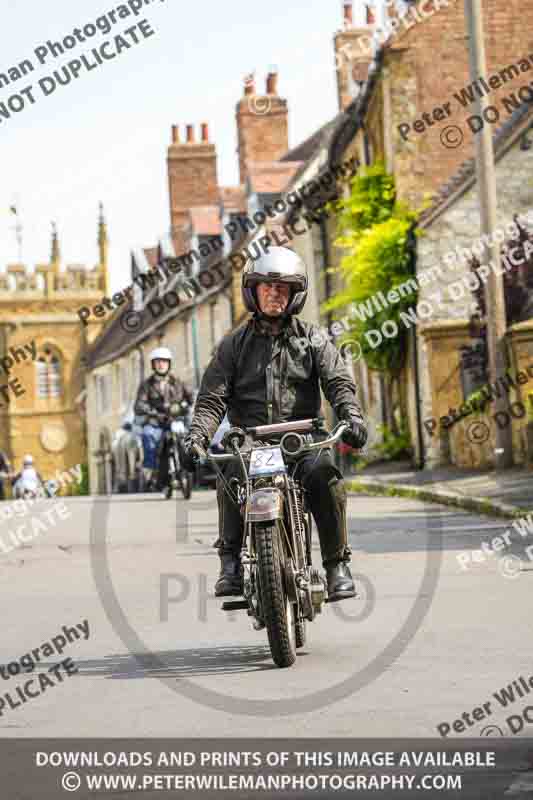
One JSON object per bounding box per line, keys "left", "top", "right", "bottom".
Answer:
{"left": 179, "top": 471, "right": 192, "bottom": 500}
{"left": 255, "top": 521, "right": 297, "bottom": 668}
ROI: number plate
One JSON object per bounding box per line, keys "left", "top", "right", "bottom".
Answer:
{"left": 249, "top": 446, "right": 286, "bottom": 476}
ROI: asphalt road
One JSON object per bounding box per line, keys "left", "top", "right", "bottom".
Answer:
{"left": 0, "top": 488, "right": 531, "bottom": 739}
{"left": 1, "top": 488, "right": 533, "bottom": 796}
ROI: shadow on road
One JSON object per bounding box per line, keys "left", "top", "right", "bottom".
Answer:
{"left": 72, "top": 645, "right": 285, "bottom": 680}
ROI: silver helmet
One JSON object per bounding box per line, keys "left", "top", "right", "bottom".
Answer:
{"left": 241, "top": 246, "right": 308, "bottom": 316}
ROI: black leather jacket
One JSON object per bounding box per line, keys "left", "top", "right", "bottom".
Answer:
{"left": 189, "top": 315, "right": 365, "bottom": 444}
{"left": 134, "top": 373, "right": 193, "bottom": 425}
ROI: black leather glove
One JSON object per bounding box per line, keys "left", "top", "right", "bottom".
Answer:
{"left": 340, "top": 413, "right": 368, "bottom": 450}
{"left": 182, "top": 434, "right": 206, "bottom": 472}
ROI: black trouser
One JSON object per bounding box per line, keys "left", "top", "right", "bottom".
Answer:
{"left": 216, "top": 449, "right": 350, "bottom": 567}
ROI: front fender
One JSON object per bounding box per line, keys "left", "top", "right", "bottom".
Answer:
{"left": 246, "top": 488, "right": 284, "bottom": 523}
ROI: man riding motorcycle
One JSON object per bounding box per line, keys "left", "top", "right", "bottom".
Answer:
{"left": 134, "top": 347, "right": 193, "bottom": 491}
{"left": 183, "top": 246, "right": 367, "bottom": 602}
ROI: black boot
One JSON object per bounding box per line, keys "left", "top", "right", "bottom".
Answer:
{"left": 215, "top": 552, "right": 243, "bottom": 597}
{"left": 326, "top": 561, "right": 356, "bottom": 602}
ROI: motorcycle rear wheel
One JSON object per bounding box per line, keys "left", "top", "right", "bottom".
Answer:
{"left": 255, "top": 521, "right": 297, "bottom": 668}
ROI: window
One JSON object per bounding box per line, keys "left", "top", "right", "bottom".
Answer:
{"left": 35, "top": 350, "right": 62, "bottom": 399}
{"left": 120, "top": 362, "right": 129, "bottom": 408}
{"left": 95, "top": 373, "right": 112, "bottom": 415}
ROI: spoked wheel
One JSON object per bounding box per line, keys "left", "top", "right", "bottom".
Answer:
{"left": 295, "top": 616, "right": 306, "bottom": 649}
{"left": 255, "top": 521, "right": 297, "bottom": 668}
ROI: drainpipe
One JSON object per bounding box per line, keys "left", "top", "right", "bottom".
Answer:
{"left": 191, "top": 305, "right": 201, "bottom": 389}
{"left": 361, "top": 122, "right": 386, "bottom": 426}
{"left": 408, "top": 224, "right": 425, "bottom": 469}
{"left": 320, "top": 217, "right": 333, "bottom": 330}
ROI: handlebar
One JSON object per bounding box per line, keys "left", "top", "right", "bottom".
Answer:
{"left": 192, "top": 422, "right": 349, "bottom": 464}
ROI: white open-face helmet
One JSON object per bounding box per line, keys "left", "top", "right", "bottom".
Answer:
{"left": 23, "top": 454, "right": 33, "bottom": 466}
{"left": 150, "top": 346, "right": 172, "bottom": 376}
{"left": 242, "top": 246, "right": 308, "bottom": 318}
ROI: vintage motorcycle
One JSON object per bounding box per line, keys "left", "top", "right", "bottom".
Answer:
{"left": 161, "top": 401, "right": 193, "bottom": 500}
{"left": 193, "top": 418, "right": 349, "bottom": 668}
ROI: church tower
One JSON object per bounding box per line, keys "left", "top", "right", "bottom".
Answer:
{"left": 0, "top": 209, "right": 110, "bottom": 487}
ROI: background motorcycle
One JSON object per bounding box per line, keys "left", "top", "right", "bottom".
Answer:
{"left": 13, "top": 475, "right": 57, "bottom": 500}
{"left": 193, "top": 418, "right": 349, "bottom": 668}
{"left": 161, "top": 401, "right": 193, "bottom": 500}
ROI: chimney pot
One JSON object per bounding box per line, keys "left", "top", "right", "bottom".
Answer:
{"left": 186, "top": 124, "right": 194, "bottom": 143}
{"left": 343, "top": 1, "right": 353, "bottom": 25}
{"left": 266, "top": 71, "right": 278, "bottom": 95}
{"left": 201, "top": 122, "right": 209, "bottom": 142}
{"left": 244, "top": 73, "right": 255, "bottom": 96}
{"left": 171, "top": 125, "right": 179, "bottom": 143}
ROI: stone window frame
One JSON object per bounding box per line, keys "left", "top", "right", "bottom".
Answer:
{"left": 35, "top": 345, "right": 63, "bottom": 401}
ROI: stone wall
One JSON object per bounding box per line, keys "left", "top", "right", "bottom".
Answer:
{"left": 416, "top": 128, "right": 533, "bottom": 466}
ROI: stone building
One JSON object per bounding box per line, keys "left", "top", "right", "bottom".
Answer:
{"left": 0, "top": 209, "right": 109, "bottom": 485}
{"left": 285, "top": 0, "right": 533, "bottom": 468}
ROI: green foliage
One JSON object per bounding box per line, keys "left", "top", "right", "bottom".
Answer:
{"left": 464, "top": 388, "right": 489, "bottom": 413}
{"left": 527, "top": 391, "right": 533, "bottom": 422}
{"left": 373, "top": 423, "right": 412, "bottom": 461}
{"left": 325, "top": 161, "right": 420, "bottom": 372}
{"left": 68, "top": 463, "right": 89, "bottom": 496}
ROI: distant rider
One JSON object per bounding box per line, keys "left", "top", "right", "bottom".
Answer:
{"left": 13, "top": 455, "right": 45, "bottom": 499}
{"left": 134, "top": 347, "right": 193, "bottom": 490}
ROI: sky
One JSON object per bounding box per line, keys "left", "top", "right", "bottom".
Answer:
{"left": 0, "top": 0, "right": 373, "bottom": 295}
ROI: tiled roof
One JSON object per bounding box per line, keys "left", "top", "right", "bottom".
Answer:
{"left": 280, "top": 113, "right": 345, "bottom": 164}
{"left": 247, "top": 161, "right": 303, "bottom": 194}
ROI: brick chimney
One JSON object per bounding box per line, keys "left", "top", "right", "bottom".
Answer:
{"left": 334, "top": 1, "right": 375, "bottom": 110}
{"left": 167, "top": 123, "right": 219, "bottom": 236}
{"left": 235, "top": 70, "right": 289, "bottom": 185}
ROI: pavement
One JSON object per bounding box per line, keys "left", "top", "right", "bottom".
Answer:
{"left": 347, "top": 460, "right": 533, "bottom": 518}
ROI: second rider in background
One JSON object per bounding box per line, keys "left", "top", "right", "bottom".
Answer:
{"left": 134, "top": 347, "right": 194, "bottom": 491}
